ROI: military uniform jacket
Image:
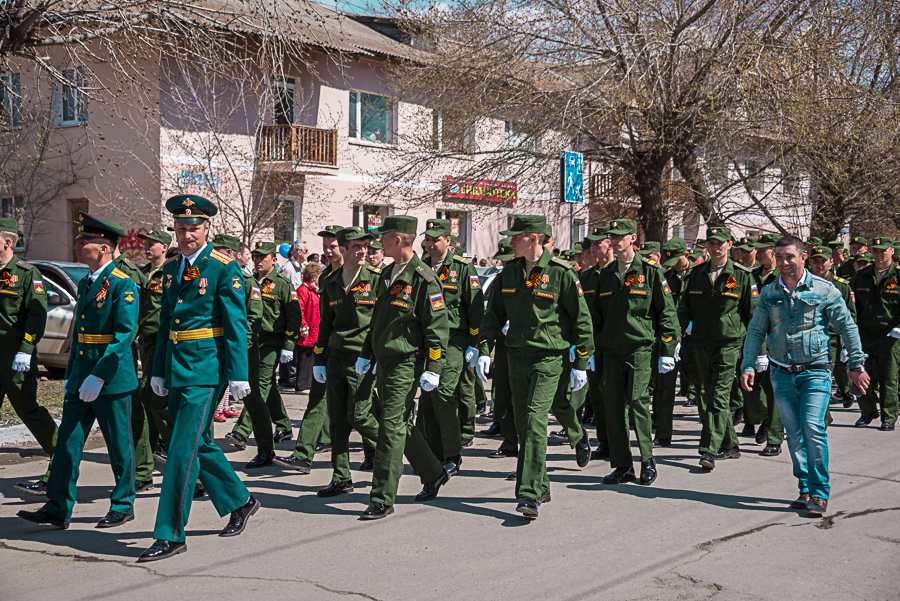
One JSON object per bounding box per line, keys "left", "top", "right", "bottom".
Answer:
{"left": 360, "top": 253, "right": 449, "bottom": 374}
{"left": 0, "top": 257, "right": 47, "bottom": 353}
{"left": 245, "top": 274, "right": 263, "bottom": 348}
{"left": 314, "top": 263, "right": 381, "bottom": 365}
{"left": 594, "top": 256, "right": 679, "bottom": 356}
{"left": 826, "top": 272, "right": 856, "bottom": 338}
{"left": 114, "top": 255, "right": 148, "bottom": 293}
{"left": 64, "top": 261, "right": 139, "bottom": 396}
{"left": 578, "top": 263, "right": 604, "bottom": 327}
{"left": 750, "top": 265, "right": 780, "bottom": 353}
{"left": 480, "top": 251, "right": 594, "bottom": 369}
{"left": 256, "top": 270, "right": 301, "bottom": 350}
{"left": 138, "top": 260, "right": 169, "bottom": 342}
{"left": 836, "top": 261, "right": 856, "bottom": 280}
{"left": 152, "top": 245, "right": 249, "bottom": 387}
{"left": 663, "top": 264, "right": 693, "bottom": 309}
{"left": 678, "top": 259, "right": 757, "bottom": 347}
{"left": 850, "top": 262, "right": 900, "bottom": 339}
{"left": 425, "top": 252, "right": 483, "bottom": 347}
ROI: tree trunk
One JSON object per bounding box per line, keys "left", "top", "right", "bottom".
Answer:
{"left": 629, "top": 152, "right": 670, "bottom": 242}
{"left": 673, "top": 146, "right": 723, "bottom": 226}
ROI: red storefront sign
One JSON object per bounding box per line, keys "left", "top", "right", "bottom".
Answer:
{"left": 445, "top": 176, "right": 517, "bottom": 203}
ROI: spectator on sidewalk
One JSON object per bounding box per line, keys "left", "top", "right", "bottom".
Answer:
{"left": 295, "top": 263, "right": 323, "bottom": 392}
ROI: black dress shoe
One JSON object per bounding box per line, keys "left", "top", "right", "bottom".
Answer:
{"left": 740, "top": 422, "right": 756, "bottom": 437}
{"left": 314, "top": 442, "right": 331, "bottom": 452}
{"left": 443, "top": 454, "right": 462, "bottom": 477}
{"left": 506, "top": 471, "right": 517, "bottom": 481}
{"left": 699, "top": 452, "right": 716, "bottom": 470}
{"left": 358, "top": 456, "right": 375, "bottom": 471}
{"left": 152, "top": 450, "right": 168, "bottom": 464}
{"left": 880, "top": 421, "right": 895, "bottom": 431}
{"left": 317, "top": 480, "right": 353, "bottom": 497}
{"left": 415, "top": 469, "right": 450, "bottom": 501}
{"left": 652, "top": 438, "right": 671, "bottom": 448}
{"left": 134, "top": 480, "right": 155, "bottom": 494}
{"left": 755, "top": 420, "right": 769, "bottom": 445}
{"left": 137, "top": 539, "right": 186, "bottom": 562}
{"left": 732, "top": 408, "right": 744, "bottom": 426}
{"left": 193, "top": 482, "right": 207, "bottom": 499}
{"left": 219, "top": 495, "right": 260, "bottom": 537}
{"left": 842, "top": 394, "right": 855, "bottom": 409}
{"left": 489, "top": 446, "right": 517, "bottom": 459}
{"left": 715, "top": 446, "right": 741, "bottom": 460}
{"left": 17, "top": 508, "right": 68, "bottom": 529}
{"left": 460, "top": 437, "right": 474, "bottom": 448}
{"left": 361, "top": 502, "right": 393, "bottom": 519}
{"left": 483, "top": 422, "right": 502, "bottom": 436}
{"left": 537, "top": 492, "right": 551, "bottom": 505}
{"left": 96, "top": 510, "right": 135, "bottom": 528}
{"left": 575, "top": 427, "right": 591, "bottom": 467}
{"left": 225, "top": 431, "right": 247, "bottom": 450}
{"left": 591, "top": 446, "right": 610, "bottom": 461}
{"left": 272, "top": 455, "right": 311, "bottom": 474}
{"left": 476, "top": 403, "right": 486, "bottom": 415}
{"left": 602, "top": 467, "right": 636, "bottom": 484}
{"left": 761, "top": 444, "right": 781, "bottom": 456}
{"left": 684, "top": 399, "right": 696, "bottom": 407}
{"left": 14, "top": 481, "right": 47, "bottom": 496}
{"left": 245, "top": 451, "right": 275, "bottom": 469}
{"left": 516, "top": 497, "right": 539, "bottom": 519}
{"left": 855, "top": 411, "right": 879, "bottom": 427}
{"left": 274, "top": 430, "right": 294, "bottom": 443}
{"left": 639, "top": 458, "right": 657, "bottom": 486}
{"left": 548, "top": 429, "right": 568, "bottom": 441}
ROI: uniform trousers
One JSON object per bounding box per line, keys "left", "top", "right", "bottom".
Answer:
{"left": 234, "top": 342, "right": 293, "bottom": 438}
{"left": 604, "top": 348, "right": 654, "bottom": 469}
{"left": 694, "top": 344, "right": 741, "bottom": 455}
{"left": 419, "top": 340, "right": 464, "bottom": 460}
{"left": 326, "top": 355, "right": 380, "bottom": 483}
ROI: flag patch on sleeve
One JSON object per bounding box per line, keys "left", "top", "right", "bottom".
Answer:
{"left": 469, "top": 274, "right": 480, "bottom": 289}
{"left": 430, "top": 293, "right": 445, "bottom": 310}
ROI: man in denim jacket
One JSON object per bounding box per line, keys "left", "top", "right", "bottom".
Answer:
{"left": 740, "top": 236, "right": 869, "bottom": 518}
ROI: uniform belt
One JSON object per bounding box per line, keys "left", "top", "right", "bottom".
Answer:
{"left": 169, "top": 327, "right": 224, "bottom": 343}
{"left": 773, "top": 362, "right": 831, "bottom": 373}
{"left": 77, "top": 333, "right": 115, "bottom": 344}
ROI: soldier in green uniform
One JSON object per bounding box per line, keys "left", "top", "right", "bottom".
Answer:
{"left": 229, "top": 241, "right": 301, "bottom": 466}
{"left": 363, "top": 239, "right": 384, "bottom": 468}
{"left": 652, "top": 237, "right": 695, "bottom": 447}
{"left": 808, "top": 245, "right": 857, "bottom": 416}
{"left": 139, "top": 195, "right": 259, "bottom": 562}
{"left": 638, "top": 241, "right": 661, "bottom": 263}
{"left": 476, "top": 215, "right": 593, "bottom": 518}
{"left": 592, "top": 219, "right": 678, "bottom": 486}
{"left": 728, "top": 236, "right": 761, "bottom": 427}
{"left": 485, "top": 238, "right": 518, "bottom": 459}
{"left": 828, "top": 241, "right": 845, "bottom": 276}
{"left": 272, "top": 225, "right": 342, "bottom": 473}
{"left": 837, "top": 237, "right": 867, "bottom": 279}
{"left": 355, "top": 215, "right": 452, "bottom": 519}
{"left": 580, "top": 226, "right": 612, "bottom": 459}
{"left": 133, "top": 229, "right": 172, "bottom": 489}
{"left": 742, "top": 233, "right": 785, "bottom": 455}
{"left": 420, "top": 218, "right": 483, "bottom": 475}
{"left": 18, "top": 213, "right": 139, "bottom": 530}
{"left": 850, "top": 236, "right": 900, "bottom": 430}
{"left": 307, "top": 226, "right": 381, "bottom": 497}
{"left": 2, "top": 219, "right": 57, "bottom": 498}
{"left": 678, "top": 226, "right": 757, "bottom": 471}
{"left": 212, "top": 235, "right": 268, "bottom": 468}
{"left": 367, "top": 239, "right": 385, "bottom": 270}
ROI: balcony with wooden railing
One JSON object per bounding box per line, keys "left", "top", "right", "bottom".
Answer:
{"left": 257, "top": 124, "right": 338, "bottom": 167}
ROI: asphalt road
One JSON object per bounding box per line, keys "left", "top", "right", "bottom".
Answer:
{"left": 1, "top": 390, "right": 898, "bottom": 601}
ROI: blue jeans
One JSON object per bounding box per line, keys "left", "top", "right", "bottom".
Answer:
{"left": 770, "top": 367, "right": 832, "bottom": 499}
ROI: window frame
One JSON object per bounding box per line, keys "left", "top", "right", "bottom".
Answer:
{"left": 274, "top": 77, "right": 295, "bottom": 126}
{"left": 0, "top": 73, "right": 22, "bottom": 130}
{"left": 53, "top": 67, "right": 88, "bottom": 128}
{"left": 348, "top": 90, "right": 397, "bottom": 146}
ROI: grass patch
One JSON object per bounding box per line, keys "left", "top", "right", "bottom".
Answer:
{"left": 0, "top": 373, "right": 65, "bottom": 428}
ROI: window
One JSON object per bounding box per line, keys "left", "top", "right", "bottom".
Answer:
{"left": 354, "top": 205, "right": 393, "bottom": 231}
{"left": 274, "top": 77, "right": 294, "bottom": 125}
{"left": 53, "top": 67, "right": 88, "bottom": 127}
{"left": 433, "top": 110, "right": 475, "bottom": 154}
{"left": 672, "top": 225, "right": 685, "bottom": 239}
{"left": 436, "top": 209, "right": 470, "bottom": 253}
{"left": 0, "top": 196, "right": 17, "bottom": 219}
{"left": 273, "top": 196, "right": 296, "bottom": 243}
{"left": 573, "top": 219, "right": 586, "bottom": 244}
{"left": 349, "top": 92, "right": 395, "bottom": 145}
{"left": 745, "top": 160, "right": 764, "bottom": 193}
{"left": 0, "top": 73, "right": 22, "bottom": 130}
{"left": 783, "top": 172, "right": 801, "bottom": 196}
{"left": 707, "top": 156, "right": 729, "bottom": 188}
{"left": 504, "top": 121, "right": 540, "bottom": 159}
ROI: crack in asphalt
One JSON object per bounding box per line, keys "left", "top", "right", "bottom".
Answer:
{"left": 694, "top": 522, "right": 784, "bottom": 551}
{"left": 0, "top": 540, "right": 383, "bottom": 600}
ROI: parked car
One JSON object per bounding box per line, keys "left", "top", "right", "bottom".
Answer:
{"left": 26, "top": 260, "right": 90, "bottom": 374}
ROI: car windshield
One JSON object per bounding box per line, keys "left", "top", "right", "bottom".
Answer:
{"left": 59, "top": 265, "right": 90, "bottom": 283}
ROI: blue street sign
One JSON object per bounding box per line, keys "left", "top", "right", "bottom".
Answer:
{"left": 561, "top": 151, "right": 583, "bottom": 203}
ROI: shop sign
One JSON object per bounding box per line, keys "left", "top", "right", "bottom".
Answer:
{"left": 445, "top": 176, "right": 517, "bottom": 203}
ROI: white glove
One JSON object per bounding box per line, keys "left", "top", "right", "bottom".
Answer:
{"left": 569, "top": 345, "right": 576, "bottom": 362}
{"left": 313, "top": 366, "right": 327, "bottom": 383}
{"left": 150, "top": 376, "right": 168, "bottom": 396}
{"left": 465, "top": 346, "right": 479, "bottom": 366}
{"left": 501, "top": 321, "right": 509, "bottom": 335}
{"left": 889, "top": 328, "right": 900, "bottom": 339}
{"left": 840, "top": 348, "right": 849, "bottom": 363}
{"left": 280, "top": 349, "right": 294, "bottom": 363}
{"left": 685, "top": 323, "right": 693, "bottom": 336}
{"left": 355, "top": 357, "right": 372, "bottom": 374}
{"left": 420, "top": 371, "right": 440, "bottom": 392}
{"left": 586, "top": 355, "right": 595, "bottom": 371}
{"left": 570, "top": 369, "right": 588, "bottom": 391}
{"left": 299, "top": 327, "right": 310, "bottom": 338}
{"left": 476, "top": 355, "right": 491, "bottom": 382}
{"left": 755, "top": 356, "right": 769, "bottom": 372}
{"left": 229, "top": 380, "right": 251, "bottom": 401}
{"left": 674, "top": 343, "right": 682, "bottom": 362}
{"left": 12, "top": 352, "right": 31, "bottom": 372}
{"left": 658, "top": 357, "right": 676, "bottom": 374}
{"left": 78, "top": 375, "right": 104, "bottom": 402}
